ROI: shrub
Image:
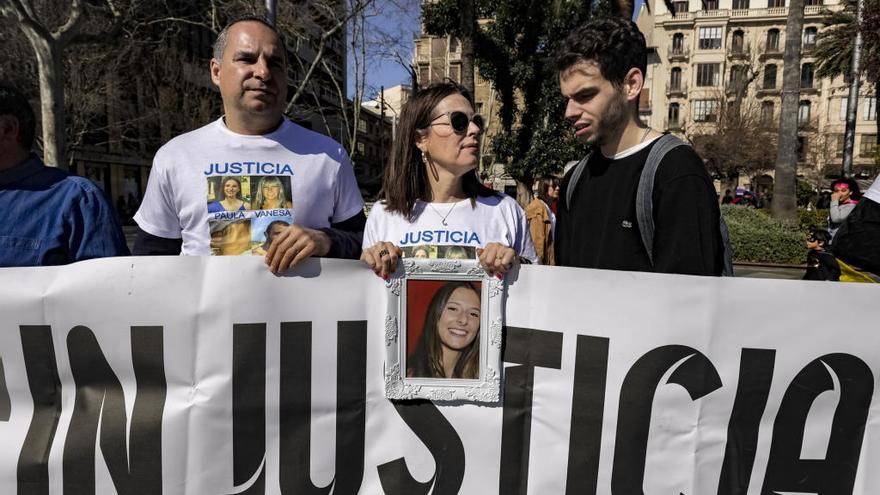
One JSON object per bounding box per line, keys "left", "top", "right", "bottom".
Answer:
{"left": 799, "top": 208, "right": 829, "bottom": 234}
{"left": 721, "top": 205, "right": 805, "bottom": 264}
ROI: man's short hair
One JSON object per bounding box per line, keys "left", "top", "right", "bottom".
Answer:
{"left": 212, "top": 15, "right": 287, "bottom": 64}
{"left": 0, "top": 84, "right": 36, "bottom": 150}
{"left": 555, "top": 18, "right": 648, "bottom": 87}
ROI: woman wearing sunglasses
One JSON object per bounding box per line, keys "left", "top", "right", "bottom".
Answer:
{"left": 362, "top": 82, "right": 537, "bottom": 278}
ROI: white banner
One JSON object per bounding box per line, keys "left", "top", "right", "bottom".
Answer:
{"left": 0, "top": 256, "right": 878, "bottom": 494}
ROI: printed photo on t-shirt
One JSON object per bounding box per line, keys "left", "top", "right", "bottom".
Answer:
{"left": 210, "top": 219, "right": 252, "bottom": 256}
{"left": 402, "top": 245, "right": 439, "bottom": 259}
{"left": 400, "top": 244, "right": 476, "bottom": 260}
{"left": 249, "top": 175, "right": 293, "bottom": 211}
{"left": 441, "top": 245, "right": 475, "bottom": 259}
{"left": 207, "top": 176, "right": 251, "bottom": 213}
{"left": 250, "top": 214, "right": 292, "bottom": 256}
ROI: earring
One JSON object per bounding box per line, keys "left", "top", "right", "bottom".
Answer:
{"left": 422, "top": 150, "right": 429, "bottom": 164}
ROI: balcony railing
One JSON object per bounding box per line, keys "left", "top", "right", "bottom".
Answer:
{"left": 668, "top": 47, "right": 690, "bottom": 61}
{"left": 666, "top": 82, "right": 688, "bottom": 97}
{"left": 798, "top": 118, "right": 816, "bottom": 130}
{"left": 728, "top": 45, "right": 751, "bottom": 59}
{"left": 760, "top": 47, "right": 783, "bottom": 59}
{"left": 757, "top": 86, "right": 781, "bottom": 95}
{"left": 665, "top": 118, "right": 684, "bottom": 131}
{"left": 725, "top": 81, "right": 748, "bottom": 95}
{"left": 661, "top": 4, "right": 827, "bottom": 23}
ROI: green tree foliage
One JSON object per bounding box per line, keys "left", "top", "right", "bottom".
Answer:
{"left": 815, "top": 0, "right": 880, "bottom": 137}
{"left": 815, "top": 0, "right": 880, "bottom": 83}
{"left": 423, "top": 0, "right": 596, "bottom": 198}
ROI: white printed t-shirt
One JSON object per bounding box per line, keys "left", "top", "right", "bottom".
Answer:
{"left": 135, "top": 117, "right": 364, "bottom": 255}
{"left": 363, "top": 194, "right": 538, "bottom": 263}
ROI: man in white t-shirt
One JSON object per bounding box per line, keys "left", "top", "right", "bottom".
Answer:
{"left": 133, "top": 16, "right": 365, "bottom": 273}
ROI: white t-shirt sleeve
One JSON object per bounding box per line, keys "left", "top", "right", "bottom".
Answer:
{"left": 134, "top": 155, "right": 182, "bottom": 239}
{"left": 331, "top": 149, "right": 365, "bottom": 224}
{"left": 362, "top": 202, "right": 383, "bottom": 248}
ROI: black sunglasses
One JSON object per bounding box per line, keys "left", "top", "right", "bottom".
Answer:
{"left": 429, "top": 111, "right": 484, "bottom": 134}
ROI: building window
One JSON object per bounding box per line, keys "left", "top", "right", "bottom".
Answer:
{"left": 673, "top": 0, "right": 689, "bottom": 12}
{"left": 803, "top": 27, "right": 817, "bottom": 48}
{"left": 805, "top": 0, "right": 822, "bottom": 5}
{"left": 672, "top": 33, "right": 684, "bottom": 53}
{"left": 431, "top": 38, "right": 447, "bottom": 57}
{"left": 670, "top": 67, "right": 682, "bottom": 90}
{"left": 763, "top": 64, "right": 777, "bottom": 89}
{"left": 768, "top": 0, "right": 785, "bottom": 7}
{"left": 668, "top": 103, "right": 680, "bottom": 126}
{"left": 798, "top": 100, "right": 811, "bottom": 125}
{"left": 449, "top": 37, "right": 460, "bottom": 53}
{"left": 840, "top": 97, "right": 849, "bottom": 120}
{"left": 766, "top": 29, "right": 780, "bottom": 51}
{"left": 797, "top": 136, "right": 808, "bottom": 161}
{"left": 865, "top": 96, "right": 877, "bottom": 121}
{"left": 860, "top": 135, "right": 878, "bottom": 157}
{"left": 703, "top": 0, "right": 718, "bottom": 9}
{"left": 696, "top": 63, "right": 720, "bottom": 86}
{"left": 693, "top": 99, "right": 718, "bottom": 121}
{"left": 732, "top": 0, "right": 750, "bottom": 8}
{"left": 729, "top": 65, "right": 744, "bottom": 89}
{"left": 448, "top": 64, "right": 461, "bottom": 82}
{"left": 761, "top": 100, "right": 775, "bottom": 125}
{"left": 731, "top": 30, "right": 745, "bottom": 53}
{"left": 358, "top": 119, "right": 367, "bottom": 133}
{"left": 357, "top": 142, "right": 365, "bottom": 154}
{"left": 418, "top": 66, "right": 429, "bottom": 85}
{"left": 801, "top": 63, "right": 814, "bottom": 88}
{"left": 832, "top": 134, "right": 845, "bottom": 158}
{"left": 698, "top": 26, "right": 722, "bottom": 49}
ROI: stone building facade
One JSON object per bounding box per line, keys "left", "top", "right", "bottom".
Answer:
{"left": 636, "top": 0, "right": 878, "bottom": 191}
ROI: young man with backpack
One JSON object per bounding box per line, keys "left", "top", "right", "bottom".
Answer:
{"left": 554, "top": 18, "right": 725, "bottom": 276}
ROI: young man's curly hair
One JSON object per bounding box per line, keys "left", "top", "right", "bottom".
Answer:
{"left": 555, "top": 18, "right": 648, "bottom": 88}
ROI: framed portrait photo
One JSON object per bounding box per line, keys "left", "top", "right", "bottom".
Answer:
{"left": 384, "top": 259, "right": 503, "bottom": 403}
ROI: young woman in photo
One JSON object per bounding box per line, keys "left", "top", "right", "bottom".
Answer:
{"left": 208, "top": 176, "right": 248, "bottom": 212}
{"left": 408, "top": 281, "right": 481, "bottom": 379}
{"left": 252, "top": 176, "right": 293, "bottom": 210}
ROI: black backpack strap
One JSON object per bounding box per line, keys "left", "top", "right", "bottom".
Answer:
{"left": 565, "top": 151, "right": 592, "bottom": 210}
{"left": 636, "top": 134, "right": 688, "bottom": 265}
{"left": 719, "top": 217, "right": 734, "bottom": 276}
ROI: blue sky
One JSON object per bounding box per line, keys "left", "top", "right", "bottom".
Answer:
{"left": 348, "top": 0, "right": 646, "bottom": 100}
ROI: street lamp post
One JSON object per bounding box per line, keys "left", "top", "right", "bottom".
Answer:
{"left": 266, "top": 0, "right": 277, "bottom": 25}
{"left": 842, "top": 0, "right": 865, "bottom": 177}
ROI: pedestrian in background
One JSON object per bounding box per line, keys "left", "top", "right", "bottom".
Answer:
{"left": 803, "top": 229, "right": 839, "bottom": 281}
{"left": 526, "top": 175, "right": 559, "bottom": 265}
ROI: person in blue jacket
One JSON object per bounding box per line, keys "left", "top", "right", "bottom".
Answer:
{"left": 0, "top": 84, "right": 129, "bottom": 267}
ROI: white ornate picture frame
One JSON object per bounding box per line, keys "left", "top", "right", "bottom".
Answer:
{"left": 384, "top": 258, "right": 503, "bottom": 403}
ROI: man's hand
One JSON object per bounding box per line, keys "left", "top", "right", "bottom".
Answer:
{"left": 265, "top": 224, "right": 332, "bottom": 274}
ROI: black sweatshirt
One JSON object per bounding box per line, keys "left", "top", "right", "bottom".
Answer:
{"left": 556, "top": 140, "right": 723, "bottom": 276}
